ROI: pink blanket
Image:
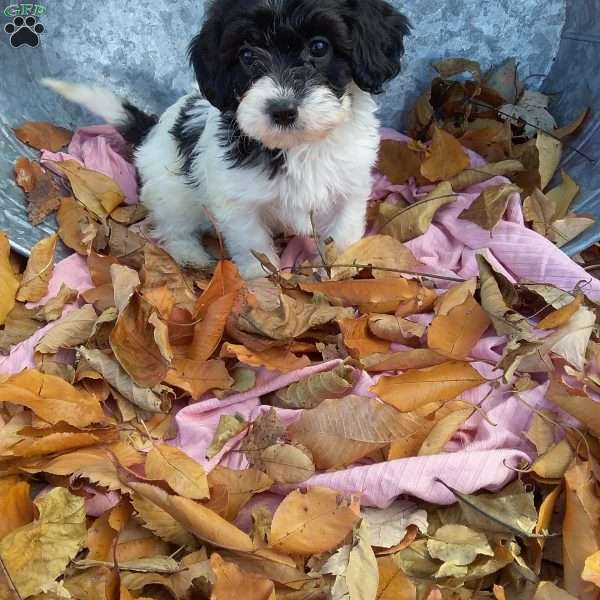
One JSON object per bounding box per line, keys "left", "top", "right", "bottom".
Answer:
{"left": 5, "top": 126, "right": 598, "bottom": 510}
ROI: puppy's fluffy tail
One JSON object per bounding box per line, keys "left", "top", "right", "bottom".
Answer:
{"left": 41, "top": 78, "right": 158, "bottom": 147}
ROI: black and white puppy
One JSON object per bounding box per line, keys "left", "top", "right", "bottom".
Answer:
{"left": 44, "top": 0, "right": 410, "bottom": 279}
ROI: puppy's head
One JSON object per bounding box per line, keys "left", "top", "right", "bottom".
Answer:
{"left": 189, "top": 0, "right": 410, "bottom": 150}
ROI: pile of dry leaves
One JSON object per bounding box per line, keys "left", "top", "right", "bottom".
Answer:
{"left": 0, "top": 58, "right": 598, "bottom": 600}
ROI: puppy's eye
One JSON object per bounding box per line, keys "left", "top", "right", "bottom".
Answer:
{"left": 309, "top": 38, "right": 330, "bottom": 59}
{"left": 240, "top": 48, "right": 255, "bottom": 65}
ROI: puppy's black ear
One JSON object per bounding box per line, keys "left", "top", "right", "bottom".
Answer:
{"left": 346, "top": 0, "right": 411, "bottom": 94}
{"left": 188, "top": 16, "right": 236, "bottom": 111}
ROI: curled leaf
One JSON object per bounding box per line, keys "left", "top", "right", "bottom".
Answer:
{"left": 459, "top": 184, "right": 521, "bottom": 230}
{"left": 35, "top": 304, "right": 97, "bottom": 354}
{"left": 79, "top": 347, "right": 173, "bottom": 413}
{"left": 206, "top": 415, "right": 249, "bottom": 460}
{"left": 272, "top": 364, "right": 354, "bottom": 410}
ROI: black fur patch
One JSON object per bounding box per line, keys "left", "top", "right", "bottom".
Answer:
{"left": 218, "top": 113, "right": 286, "bottom": 179}
{"left": 170, "top": 95, "right": 209, "bottom": 183}
{"left": 121, "top": 102, "right": 159, "bottom": 147}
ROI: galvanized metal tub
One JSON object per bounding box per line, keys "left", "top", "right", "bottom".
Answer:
{"left": 0, "top": 0, "right": 597, "bottom": 258}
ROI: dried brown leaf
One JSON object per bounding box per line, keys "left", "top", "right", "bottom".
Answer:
{"left": 53, "top": 160, "right": 124, "bottom": 217}
{"left": 110, "top": 294, "right": 170, "bottom": 387}
{"left": 145, "top": 444, "right": 209, "bottom": 500}
{"left": 0, "top": 232, "right": 20, "bottom": 327}
{"left": 421, "top": 127, "right": 470, "bottom": 182}
{"left": 380, "top": 182, "right": 456, "bottom": 242}
{"left": 563, "top": 462, "right": 600, "bottom": 599}
{"left": 260, "top": 444, "right": 315, "bottom": 484}
{"left": 371, "top": 362, "right": 485, "bottom": 413}
{"left": 273, "top": 364, "right": 354, "bottom": 410}
{"left": 79, "top": 347, "right": 172, "bottom": 413}
{"left": 376, "top": 139, "right": 423, "bottom": 185}
{"left": 330, "top": 235, "right": 419, "bottom": 280}
{"left": 288, "top": 395, "right": 427, "bottom": 469}
{"left": 165, "top": 358, "right": 233, "bottom": 401}
{"left": 16, "top": 234, "right": 57, "bottom": 302}
{"left": 271, "top": 486, "right": 360, "bottom": 556}
{"left": 427, "top": 294, "right": 491, "bottom": 360}
{"left": 129, "top": 482, "right": 255, "bottom": 552}
{"left": 459, "top": 184, "right": 521, "bottom": 230}
{"left": 14, "top": 122, "right": 72, "bottom": 151}
{"left": 35, "top": 304, "right": 97, "bottom": 354}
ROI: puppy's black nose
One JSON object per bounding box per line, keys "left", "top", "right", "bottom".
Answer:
{"left": 268, "top": 100, "right": 298, "bottom": 127}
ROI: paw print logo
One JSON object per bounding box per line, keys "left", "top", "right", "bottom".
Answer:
{"left": 4, "top": 16, "right": 44, "bottom": 48}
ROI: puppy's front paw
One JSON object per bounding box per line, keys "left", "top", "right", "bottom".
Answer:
{"left": 164, "top": 240, "right": 215, "bottom": 269}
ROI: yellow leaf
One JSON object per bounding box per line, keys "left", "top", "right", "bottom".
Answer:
{"left": 0, "top": 232, "right": 19, "bottom": 326}
{"left": 260, "top": 444, "right": 315, "bottom": 484}
{"left": 330, "top": 235, "right": 419, "bottom": 280}
{"left": 546, "top": 170, "right": 580, "bottom": 221}
{"left": 288, "top": 395, "right": 427, "bottom": 470}
{"left": 57, "top": 197, "right": 98, "bottom": 256}
{"left": 371, "top": 362, "right": 485, "bottom": 412}
{"left": 532, "top": 440, "right": 575, "bottom": 480}
{"left": 376, "top": 556, "right": 416, "bottom": 599}
{"left": 418, "top": 406, "right": 475, "bottom": 456}
{"left": 52, "top": 160, "right": 124, "bottom": 217}
{"left": 301, "top": 278, "right": 434, "bottom": 315}
{"left": 583, "top": 550, "right": 600, "bottom": 588}
{"left": 165, "top": 358, "right": 233, "bottom": 401}
{"left": 459, "top": 184, "right": 521, "bottom": 230}
{"left": 270, "top": 486, "right": 360, "bottom": 556}
{"left": 380, "top": 182, "right": 457, "bottom": 242}
{"left": 427, "top": 524, "right": 494, "bottom": 566}
{"left": 129, "top": 482, "right": 255, "bottom": 552}
{"left": 536, "top": 132, "right": 562, "bottom": 191}
{"left": 0, "top": 369, "right": 109, "bottom": 428}
{"left": 339, "top": 315, "right": 391, "bottom": 359}
{"left": 563, "top": 462, "right": 600, "bottom": 599}
{"left": 207, "top": 467, "right": 273, "bottom": 523}
{"left": 362, "top": 349, "right": 447, "bottom": 372}
{"left": 547, "top": 377, "right": 600, "bottom": 438}
{"left": 449, "top": 159, "right": 524, "bottom": 191}
{"left": 221, "top": 343, "right": 310, "bottom": 373}
{"left": 210, "top": 553, "right": 276, "bottom": 600}
{"left": 421, "top": 127, "right": 470, "bottom": 182}
{"left": 377, "top": 139, "right": 423, "bottom": 185}
{"left": 0, "top": 487, "right": 86, "bottom": 598}
{"left": 428, "top": 294, "right": 491, "bottom": 360}
{"left": 132, "top": 494, "right": 197, "bottom": 549}
{"left": 16, "top": 234, "right": 57, "bottom": 303}
{"left": 534, "top": 582, "right": 578, "bottom": 599}
{"left": 0, "top": 481, "right": 34, "bottom": 540}
{"left": 145, "top": 444, "right": 209, "bottom": 500}
{"left": 538, "top": 293, "right": 583, "bottom": 330}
